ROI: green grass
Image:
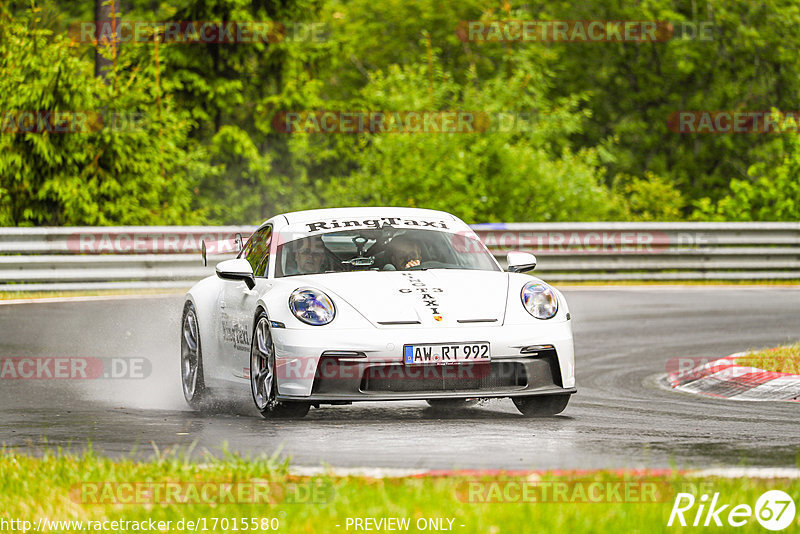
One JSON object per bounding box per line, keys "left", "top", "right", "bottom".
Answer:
{"left": 0, "top": 288, "right": 186, "bottom": 300}
{"left": 737, "top": 341, "right": 800, "bottom": 375}
{"left": 1, "top": 449, "right": 798, "bottom": 533}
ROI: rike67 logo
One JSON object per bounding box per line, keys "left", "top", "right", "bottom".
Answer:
{"left": 668, "top": 490, "right": 796, "bottom": 531}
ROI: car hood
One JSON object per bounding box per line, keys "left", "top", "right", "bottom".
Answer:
{"left": 288, "top": 270, "right": 510, "bottom": 328}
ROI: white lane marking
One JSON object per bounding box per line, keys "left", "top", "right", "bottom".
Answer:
{"left": 287, "top": 466, "right": 800, "bottom": 479}
{"left": 667, "top": 352, "right": 800, "bottom": 401}
{"left": 692, "top": 468, "right": 800, "bottom": 479}
{"left": 290, "top": 466, "right": 428, "bottom": 478}
{"left": 560, "top": 285, "right": 800, "bottom": 291}
{"left": 730, "top": 377, "right": 800, "bottom": 401}
{"left": 0, "top": 293, "right": 182, "bottom": 306}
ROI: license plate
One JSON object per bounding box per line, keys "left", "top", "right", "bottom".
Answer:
{"left": 403, "top": 342, "right": 491, "bottom": 365}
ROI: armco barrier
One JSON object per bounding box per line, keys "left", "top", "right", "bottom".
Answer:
{"left": 0, "top": 223, "right": 798, "bottom": 291}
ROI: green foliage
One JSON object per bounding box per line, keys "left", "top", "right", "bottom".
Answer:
{"left": 4, "top": 0, "right": 800, "bottom": 225}
{"left": 540, "top": 0, "right": 800, "bottom": 217}
{"left": 123, "top": 0, "right": 329, "bottom": 223}
{"left": 320, "top": 0, "right": 486, "bottom": 94}
{"left": 613, "top": 172, "right": 685, "bottom": 221}
{"left": 694, "top": 135, "right": 800, "bottom": 221}
{"left": 0, "top": 9, "right": 207, "bottom": 225}
{"left": 318, "top": 46, "right": 617, "bottom": 221}
{"left": 198, "top": 125, "right": 274, "bottom": 223}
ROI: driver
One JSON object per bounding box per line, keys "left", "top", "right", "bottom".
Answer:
{"left": 388, "top": 235, "right": 423, "bottom": 270}
{"left": 293, "top": 236, "right": 328, "bottom": 274}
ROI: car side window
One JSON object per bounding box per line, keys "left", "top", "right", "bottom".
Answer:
{"left": 241, "top": 226, "right": 272, "bottom": 277}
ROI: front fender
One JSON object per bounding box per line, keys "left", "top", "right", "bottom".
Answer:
{"left": 185, "top": 275, "right": 224, "bottom": 384}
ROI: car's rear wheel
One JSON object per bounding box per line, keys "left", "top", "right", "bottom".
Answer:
{"left": 513, "top": 395, "right": 570, "bottom": 417}
{"left": 250, "top": 312, "right": 310, "bottom": 419}
{"left": 181, "top": 302, "right": 208, "bottom": 410}
{"left": 426, "top": 399, "right": 479, "bottom": 410}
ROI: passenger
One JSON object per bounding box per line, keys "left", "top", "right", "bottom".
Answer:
{"left": 388, "top": 235, "right": 423, "bottom": 270}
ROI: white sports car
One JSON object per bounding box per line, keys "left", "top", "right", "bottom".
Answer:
{"left": 181, "top": 207, "right": 575, "bottom": 418}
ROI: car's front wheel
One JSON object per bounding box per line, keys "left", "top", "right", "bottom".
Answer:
{"left": 250, "top": 312, "right": 310, "bottom": 419}
{"left": 512, "top": 395, "right": 570, "bottom": 417}
{"left": 181, "top": 302, "right": 208, "bottom": 410}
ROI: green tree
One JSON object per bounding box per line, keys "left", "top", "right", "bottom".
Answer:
{"left": 613, "top": 172, "right": 685, "bottom": 221}
{"left": 0, "top": 9, "right": 207, "bottom": 225}
{"left": 539, "top": 0, "right": 800, "bottom": 214}
{"left": 694, "top": 132, "right": 800, "bottom": 221}
{"left": 123, "top": 0, "right": 327, "bottom": 223}
{"left": 312, "top": 39, "right": 619, "bottom": 222}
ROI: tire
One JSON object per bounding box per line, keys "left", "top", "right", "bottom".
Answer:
{"left": 512, "top": 395, "right": 570, "bottom": 417}
{"left": 181, "top": 301, "right": 208, "bottom": 410}
{"left": 250, "top": 312, "right": 310, "bottom": 419}
{"left": 426, "top": 399, "right": 479, "bottom": 410}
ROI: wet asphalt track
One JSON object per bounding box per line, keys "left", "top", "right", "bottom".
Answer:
{"left": 0, "top": 288, "right": 798, "bottom": 470}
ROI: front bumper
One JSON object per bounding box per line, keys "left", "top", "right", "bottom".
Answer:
{"left": 272, "top": 321, "right": 575, "bottom": 401}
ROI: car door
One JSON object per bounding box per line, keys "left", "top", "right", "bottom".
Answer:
{"left": 219, "top": 225, "right": 272, "bottom": 379}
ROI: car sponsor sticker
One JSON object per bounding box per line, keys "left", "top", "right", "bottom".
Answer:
{"left": 397, "top": 272, "right": 444, "bottom": 318}
{"left": 221, "top": 313, "right": 251, "bottom": 351}
{"left": 304, "top": 217, "right": 449, "bottom": 233}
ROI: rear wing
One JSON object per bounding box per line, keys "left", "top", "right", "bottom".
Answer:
{"left": 201, "top": 233, "right": 244, "bottom": 266}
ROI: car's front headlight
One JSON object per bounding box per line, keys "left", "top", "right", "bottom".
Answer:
{"left": 289, "top": 288, "right": 336, "bottom": 326}
{"left": 520, "top": 281, "right": 558, "bottom": 320}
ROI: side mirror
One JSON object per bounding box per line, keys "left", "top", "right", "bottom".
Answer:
{"left": 216, "top": 258, "right": 256, "bottom": 289}
{"left": 507, "top": 251, "right": 537, "bottom": 273}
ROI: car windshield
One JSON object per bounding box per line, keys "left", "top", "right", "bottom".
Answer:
{"left": 275, "top": 228, "right": 499, "bottom": 277}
